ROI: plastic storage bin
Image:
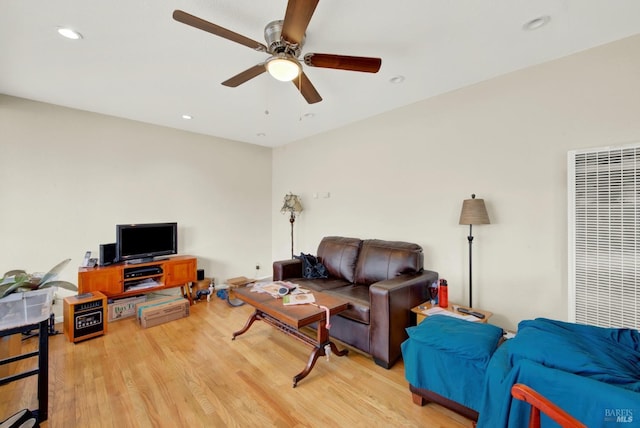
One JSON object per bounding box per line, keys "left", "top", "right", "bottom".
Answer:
{"left": 0, "top": 288, "right": 54, "bottom": 330}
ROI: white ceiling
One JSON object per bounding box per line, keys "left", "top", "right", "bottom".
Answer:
{"left": 2, "top": 1, "right": 640, "bottom": 147}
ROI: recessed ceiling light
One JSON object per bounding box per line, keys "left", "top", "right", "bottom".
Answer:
{"left": 181, "top": 114, "right": 192, "bottom": 120}
{"left": 389, "top": 75, "right": 405, "bottom": 84}
{"left": 523, "top": 16, "right": 551, "bottom": 31}
{"left": 57, "top": 27, "right": 83, "bottom": 40}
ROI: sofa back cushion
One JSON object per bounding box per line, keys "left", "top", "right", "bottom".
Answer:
{"left": 316, "top": 236, "right": 363, "bottom": 283}
{"left": 354, "top": 239, "right": 424, "bottom": 285}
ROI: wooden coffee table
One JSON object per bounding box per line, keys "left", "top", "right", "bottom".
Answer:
{"left": 232, "top": 286, "right": 350, "bottom": 387}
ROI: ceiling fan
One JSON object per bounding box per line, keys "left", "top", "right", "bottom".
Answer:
{"left": 172, "top": 0, "right": 382, "bottom": 104}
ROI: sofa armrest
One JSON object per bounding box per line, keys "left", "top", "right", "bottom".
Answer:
{"left": 368, "top": 269, "right": 438, "bottom": 368}
{"left": 273, "top": 259, "right": 303, "bottom": 281}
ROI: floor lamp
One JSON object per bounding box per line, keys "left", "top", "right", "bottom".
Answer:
{"left": 459, "top": 194, "right": 490, "bottom": 308}
{"left": 281, "top": 193, "right": 303, "bottom": 258}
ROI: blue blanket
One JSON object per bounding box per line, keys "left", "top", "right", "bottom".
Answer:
{"left": 477, "top": 318, "right": 640, "bottom": 427}
{"left": 402, "top": 316, "right": 503, "bottom": 411}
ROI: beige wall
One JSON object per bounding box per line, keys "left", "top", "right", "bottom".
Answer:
{"left": 0, "top": 95, "right": 273, "bottom": 294}
{"left": 272, "top": 34, "right": 640, "bottom": 331}
{"left": 3, "top": 34, "right": 639, "bottom": 331}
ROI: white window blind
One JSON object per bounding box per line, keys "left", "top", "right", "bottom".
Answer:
{"left": 568, "top": 144, "right": 639, "bottom": 329}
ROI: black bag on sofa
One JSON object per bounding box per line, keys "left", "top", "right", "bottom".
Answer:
{"left": 294, "top": 253, "right": 328, "bottom": 279}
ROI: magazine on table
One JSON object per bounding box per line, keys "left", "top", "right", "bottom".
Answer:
{"left": 251, "top": 280, "right": 298, "bottom": 298}
{"left": 282, "top": 292, "right": 316, "bottom": 305}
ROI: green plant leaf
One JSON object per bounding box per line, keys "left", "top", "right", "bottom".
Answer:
{"left": 38, "top": 280, "right": 77, "bottom": 291}
{"left": 1, "top": 259, "right": 73, "bottom": 299}
{"left": 37, "top": 258, "right": 72, "bottom": 286}
{"left": 0, "top": 277, "right": 29, "bottom": 298}
{"left": 20, "top": 282, "right": 40, "bottom": 291}
{"left": 0, "top": 283, "right": 15, "bottom": 297}
{"left": 1, "top": 272, "right": 27, "bottom": 284}
{"left": 3, "top": 269, "right": 26, "bottom": 279}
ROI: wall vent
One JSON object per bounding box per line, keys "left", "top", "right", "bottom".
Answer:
{"left": 568, "top": 143, "right": 639, "bottom": 329}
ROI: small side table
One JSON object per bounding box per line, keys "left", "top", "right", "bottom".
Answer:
{"left": 191, "top": 278, "right": 214, "bottom": 303}
{"left": 411, "top": 301, "right": 492, "bottom": 325}
{"left": 224, "top": 276, "right": 258, "bottom": 307}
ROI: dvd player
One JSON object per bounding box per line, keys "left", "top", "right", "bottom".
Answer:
{"left": 124, "top": 266, "right": 163, "bottom": 279}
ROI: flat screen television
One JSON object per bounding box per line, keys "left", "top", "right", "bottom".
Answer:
{"left": 116, "top": 222, "right": 178, "bottom": 263}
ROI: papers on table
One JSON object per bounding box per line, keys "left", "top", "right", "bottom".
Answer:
{"left": 423, "top": 306, "right": 479, "bottom": 322}
{"left": 250, "top": 281, "right": 316, "bottom": 305}
{"left": 250, "top": 281, "right": 300, "bottom": 298}
{"left": 282, "top": 293, "right": 316, "bottom": 305}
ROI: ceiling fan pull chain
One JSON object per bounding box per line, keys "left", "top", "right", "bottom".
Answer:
{"left": 298, "top": 73, "right": 303, "bottom": 121}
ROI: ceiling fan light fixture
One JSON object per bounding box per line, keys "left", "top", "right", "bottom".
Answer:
{"left": 266, "top": 54, "right": 301, "bottom": 82}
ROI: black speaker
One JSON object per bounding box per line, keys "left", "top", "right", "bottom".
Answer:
{"left": 197, "top": 269, "right": 205, "bottom": 281}
{"left": 99, "top": 243, "right": 117, "bottom": 266}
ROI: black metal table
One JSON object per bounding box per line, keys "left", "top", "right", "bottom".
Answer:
{"left": 0, "top": 319, "right": 49, "bottom": 423}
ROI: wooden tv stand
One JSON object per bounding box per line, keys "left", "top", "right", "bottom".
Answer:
{"left": 78, "top": 255, "right": 196, "bottom": 304}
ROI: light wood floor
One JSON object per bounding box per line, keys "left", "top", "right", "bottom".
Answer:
{"left": 2, "top": 296, "right": 473, "bottom": 427}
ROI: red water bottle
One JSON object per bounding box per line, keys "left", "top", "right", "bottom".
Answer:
{"left": 438, "top": 279, "right": 448, "bottom": 308}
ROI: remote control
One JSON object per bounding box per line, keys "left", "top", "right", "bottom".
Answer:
{"left": 456, "top": 307, "right": 485, "bottom": 319}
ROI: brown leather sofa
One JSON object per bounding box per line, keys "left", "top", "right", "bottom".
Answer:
{"left": 273, "top": 236, "right": 438, "bottom": 369}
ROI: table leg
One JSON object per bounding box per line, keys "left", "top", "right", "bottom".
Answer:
{"left": 292, "top": 321, "right": 348, "bottom": 387}
{"left": 182, "top": 283, "right": 193, "bottom": 305}
{"left": 231, "top": 310, "right": 259, "bottom": 340}
{"left": 37, "top": 319, "right": 48, "bottom": 422}
{"left": 293, "top": 345, "right": 323, "bottom": 388}
{"left": 315, "top": 320, "right": 348, "bottom": 358}
{"left": 328, "top": 340, "right": 349, "bottom": 357}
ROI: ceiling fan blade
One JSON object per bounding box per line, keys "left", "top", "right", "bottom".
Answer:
{"left": 292, "top": 72, "right": 322, "bottom": 104}
{"left": 304, "top": 53, "right": 382, "bottom": 73}
{"left": 221, "top": 64, "right": 267, "bottom": 87}
{"left": 173, "top": 10, "right": 267, "bottom": 52}
{"left": 281, "top": 0, "right": 319, "bottom": 45}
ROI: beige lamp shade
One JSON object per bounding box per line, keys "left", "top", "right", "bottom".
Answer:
{"left": 281, "top": 193, "right": 303, "bottom": 214}
{"left": 459, "top": 194, "right": 490, "bottom": 225}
